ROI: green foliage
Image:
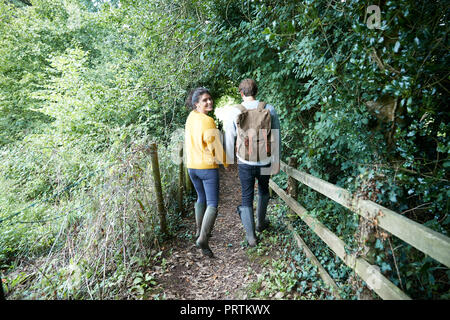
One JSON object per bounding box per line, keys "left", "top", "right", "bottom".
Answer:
{"left": 245, "top": 205, "right": 341, "bottom": 300}
{"left": 0, "top": 0, "right": 448, "bottom": 300}
{"left": 187, "top": 0, "right": 449, "bottom": 299}
{"left": 0, "top": 0, "right": 204, "bottom": 299}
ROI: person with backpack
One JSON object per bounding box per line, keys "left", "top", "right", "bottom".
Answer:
{"left": 223, "top": 79, "right": 281, "bottom": 247}
{"left": 185, "top": 87, "right": 228, "bottom": 257}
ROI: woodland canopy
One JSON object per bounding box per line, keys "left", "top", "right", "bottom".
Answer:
{"left": 0, "top": 0, "right": 448, "bottom": 299}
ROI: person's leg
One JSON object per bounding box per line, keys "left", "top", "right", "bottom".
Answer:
{"left": 256, "top": 164, "right": 271, "bottom": 196}
{"left": 196, "top": 169, "right": 219, "bottom": 257}
{"left": 256, "top": 164, "right": 271, "bottom": 232}
{"left": 237, "top": 163, "right": 257, "bottom": 246}
{"left": 238, "top": 163, "right": 255, "bottom": 207}
{"left": 188, "top": 169, "right": 207, "bottom": 204}
{"left": 188, "top": 169, "right": 207, "bottom": 239}
{"left": 201, "top": 168, "right": 219, "bottom": 208}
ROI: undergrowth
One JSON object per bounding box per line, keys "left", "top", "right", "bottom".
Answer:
{"left": 1, "top": 137, "right": 184, "bottom": 299}
{"left": 243, "top": 199, "right": 355, "bottom": 300}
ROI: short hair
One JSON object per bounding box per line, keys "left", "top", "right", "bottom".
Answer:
{"left": 238, "top": 79, "right": 258, "bottom": 97}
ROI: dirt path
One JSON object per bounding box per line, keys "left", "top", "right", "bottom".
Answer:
{"left": 154, "top": 164, "right": 267, "bottom": 300}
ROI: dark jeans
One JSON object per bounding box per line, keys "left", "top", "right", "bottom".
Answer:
{"left": 188, "top": 168, "right": 219, "bottom": 208}
{"left": 238, "top": 163, "right": 271, "bottom": 207}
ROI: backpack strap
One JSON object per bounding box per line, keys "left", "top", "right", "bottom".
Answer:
{"left": 257, "top": 101, "right": 267, "bottom": 112}
{"left": 235, "top": 104, "right": 247, "bottom": 113}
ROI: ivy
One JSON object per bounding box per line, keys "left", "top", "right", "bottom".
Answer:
{"left": 190, "top": 0, "right": 449, "bottom": 299}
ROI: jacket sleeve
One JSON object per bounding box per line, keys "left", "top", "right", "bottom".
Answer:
{"left": 203, "top": 118, "right": 228, "bottom": 167}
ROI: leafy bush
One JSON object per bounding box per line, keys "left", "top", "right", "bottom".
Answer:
{"left": 1, "top": 0, "right": 448, "bottom": 300}
{"left": 189, "top": 0, "right": 449, "bottom": 299}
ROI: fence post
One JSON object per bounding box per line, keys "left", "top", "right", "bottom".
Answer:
{"left": 178, "top": 143, "right": 185, "bottom": 216}
{"left": 287, "top": 157, "right": 298, "bottom": 215}
{"left": 149, "top": 142, "right": 168, "bottom": 236}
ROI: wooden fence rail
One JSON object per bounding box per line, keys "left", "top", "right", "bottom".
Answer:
{"left": 269, "top": 180, "right": 410, "bottom": 300}
{"left": 279, "top": 161, "right": 450, "bottom": 269}
{"left": 269, "top": 160, "right": 450, "bottom": 300}
{"left": 152, "top": 140, "right": 448, "bottom": 299}
{"left": 285, "top": 220, "right": 342, "bottom": 299}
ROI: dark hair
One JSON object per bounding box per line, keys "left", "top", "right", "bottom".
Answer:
{"left": 238, "top": 78, "right": 258, "bottom": 97}
{"left": 186, "top": 87, "right": 211, "bottom": 110}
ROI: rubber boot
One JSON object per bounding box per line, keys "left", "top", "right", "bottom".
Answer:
{"left": 237, "top": 206, "right": 257, "bottom": 247}
{"left": 195, "top": 206, "right": 218, "bottom": 257}
{"left": 256, "top": 193, "right": 270, "bottom": 232}
{"left": 194, "top": 202, "right": 206, "bottom": 239}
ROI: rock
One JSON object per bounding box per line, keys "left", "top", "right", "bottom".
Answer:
{"left": 275, "top": 292, "right": 284, "bottom": 299}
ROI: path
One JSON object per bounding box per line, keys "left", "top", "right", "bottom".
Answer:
{"left": 154, "top": 164, "right": 267, "bottom": 299}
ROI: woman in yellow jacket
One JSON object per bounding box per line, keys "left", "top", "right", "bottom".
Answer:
{"left": 185, "top": 87, "right": 228, "bottom": 257}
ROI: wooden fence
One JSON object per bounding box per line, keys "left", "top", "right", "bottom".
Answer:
{"left": 150, "top": 140, "right": 449, "bottom": 299}
{"left": 269, "top": 160, "right": 450, "bottom": 300}
{"left": 148, "top": 142, "right": 193, "bottom": 237}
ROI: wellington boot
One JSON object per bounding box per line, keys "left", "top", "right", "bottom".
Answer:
{"left": 194, "top": 202, "right": 206, "bottom": 240}
{"left": 195, "top": 206, "right": 218, "bottom": 257}
{"left": 256, "top": 193, "right": 270, "bottom": 232}
{"left": 237, "top": 206, "right": 257, "bottom": 247}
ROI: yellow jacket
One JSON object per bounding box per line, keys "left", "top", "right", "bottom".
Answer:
{"left": 185, "top": 110, "right": 228, "bottom": 169}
